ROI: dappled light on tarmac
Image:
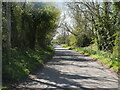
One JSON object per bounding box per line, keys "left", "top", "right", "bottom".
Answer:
{"left": 18, "top": 45, "right": 118, "bottom": 89}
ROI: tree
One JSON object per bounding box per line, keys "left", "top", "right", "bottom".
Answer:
{"left": 64, "top": 1, "right": 119, "bottom": 53}
{"left": 6, "top": 2, "right": 11, "bottom": 52}
{"left": 3, "top": 2, "right": 61, "bottom": 50}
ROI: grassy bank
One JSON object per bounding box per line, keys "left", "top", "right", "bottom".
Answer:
{"left": 3, "top": 45, "right": 54, "bottom": 86}
{"left": 61, "top": 44, "right": 120, "bottom": 73}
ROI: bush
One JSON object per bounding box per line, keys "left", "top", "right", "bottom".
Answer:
{"left": 75, "top": 34, "right": 92, "bottom": 47}
{"left": 69, "top": 34, "right": 76, "bottom": 46}
{"left": 113, "top": 32, "right": 120, "bottom": 57}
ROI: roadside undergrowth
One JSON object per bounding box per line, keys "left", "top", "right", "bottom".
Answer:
{"left": 3, "top": 45, "right": 54, "bottom": 86}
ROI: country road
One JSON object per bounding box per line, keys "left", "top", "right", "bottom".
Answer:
{"left": 18, "top": 45, "right": 118, "bottom": 89}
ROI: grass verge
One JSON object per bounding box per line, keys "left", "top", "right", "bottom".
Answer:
{"left": 2, "top": 45, "right": 54, "bottom": 87}
{"left": 61, "top": 44, "right": 120, "bottom": 73}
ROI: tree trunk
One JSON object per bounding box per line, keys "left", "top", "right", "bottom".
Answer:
{"left": 0, "top": 0, "right": 2, "bottom": 87}
{"left": 6, "top": 2, "right": 11, "bottom": 53}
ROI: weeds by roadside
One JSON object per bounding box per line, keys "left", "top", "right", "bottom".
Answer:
{"left": 2, "top": 45, "right": 54, "bottom": 86}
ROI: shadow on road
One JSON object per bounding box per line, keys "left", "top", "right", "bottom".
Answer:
{"left": 25, "top": 66, "right": 117, "bottom": 89}
{"left": 18, "top": 45, "right": 118, "bottom": 89}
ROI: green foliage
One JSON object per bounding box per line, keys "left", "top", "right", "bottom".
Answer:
{"left": 69, "top": 34, "right": 76, "bottom": 46}
{"left": 56, "top": 33, "right": 69, "bottom": 45}
{"left": 36, "top": 6, "right": 60, "bottom": 48}
{"left": 93, "top": 2, "right": 119, "bottom": 53}
{"left": 75, "top": 34, "right": 92, "bottom": 47}
{"left": 113, "top": 32, "right": 120, "bottom": 57}
{"left": 2, "top": 2, "right": 60, "bottom": 85}
{"left": 2, "top": 2, "right": 60, "bottom": 49}
{"left": 57, "top": 31, "right": 92, "bottom": 47}
{"left": 65, "top": 2, "right": 119, "bottom": 54}
{"left": 3, "top": 46, "right": 54, "bottom": 83}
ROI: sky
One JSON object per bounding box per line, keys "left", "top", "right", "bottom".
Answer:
{"left": 53, "top": 2, "right": 66, "bottom": 39}
{"left": 53, "top": 2, "right": 73, "bottom": 40}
